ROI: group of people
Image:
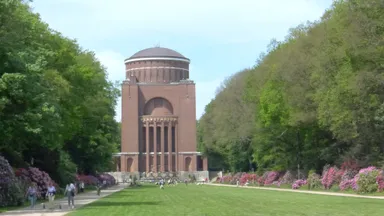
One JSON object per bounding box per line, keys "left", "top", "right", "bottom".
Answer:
{"left": 25, "top": 182, "right": 79, "bottom": 210}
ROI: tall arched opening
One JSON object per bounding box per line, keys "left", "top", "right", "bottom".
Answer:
{"left": 144, "top": 97, "right": 173, "bottom": 116}
{"left": 185, "top": 157, "right": 192, "bottom": 172}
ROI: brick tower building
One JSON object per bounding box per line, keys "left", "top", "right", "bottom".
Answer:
{"left": 119, "top": 47, "right": 208, "bottom": 177}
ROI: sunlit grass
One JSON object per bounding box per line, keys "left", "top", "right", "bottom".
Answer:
{"left": 68, "top": 184, "right": 384, "bottom": 216}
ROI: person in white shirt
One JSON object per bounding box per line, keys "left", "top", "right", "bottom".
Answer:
{"left": 46, "top": 182, "right": 56, "bottom": 210}
{"left": 80, "top": 182, "right": 85, "bottom": 193}
{"left": 65, "top": 183, "right": 76, "bottom": 209}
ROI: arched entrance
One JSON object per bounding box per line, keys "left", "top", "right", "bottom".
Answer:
{"left": 144, "top": 97, "right": 173, "bottom": 116}
{"left": 127, "top": 158, "right": 134, "bottom": 172}
{"left": 185, "top": 157, "right": 192, "bottom": 171}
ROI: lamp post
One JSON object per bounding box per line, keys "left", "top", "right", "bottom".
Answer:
{"left": 296, "top": 129, "right": 301, "bottom": 180}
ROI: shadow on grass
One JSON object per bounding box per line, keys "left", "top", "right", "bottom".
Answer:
{"left": 86, "top": 201, "right": 161, "bottom": 207}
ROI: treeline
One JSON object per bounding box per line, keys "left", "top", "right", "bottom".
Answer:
{"left": 198, "top": 0, "right": 384, "bottom": 173}
{"left": 0, "top": 0, "right": 120, "bottom": 184}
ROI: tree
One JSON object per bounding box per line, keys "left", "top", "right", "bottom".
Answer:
{"left": 0, "top": 0, "right": 120, "bottom": 184}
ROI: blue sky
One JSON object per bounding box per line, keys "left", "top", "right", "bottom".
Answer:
{"left": 30, "top": 0, "right": 333, "bottom": 121}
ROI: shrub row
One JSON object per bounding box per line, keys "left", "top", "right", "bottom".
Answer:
{"left": 217, "top": 164, "right": 384, "bottom": 194}
{"left": 0, "top": 156, "right": 117, "bottom": 208}
{"left": 76, "top": 173, "right": 116, "bottom": 186}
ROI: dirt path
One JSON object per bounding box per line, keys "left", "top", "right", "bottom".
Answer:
{"left": 1, "top": 184, "right": 127, "bottom": 216}
{"left": 208, "top": 183, "right": 384, "bottom": 200}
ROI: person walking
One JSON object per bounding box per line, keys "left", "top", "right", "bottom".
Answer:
{"left": 46, "top": 182, "right": 56, "bottom": 210}
{"left": 80, "top": 181, "right": 85, "bottom": 193}
{"left": 25, "top": 183, "right": 37, "bottom": 209}
{"left": 96, "top": 182, "right": 102, "bottom": 196}
{"left": 65, "top": 183, "right": 76, "bottom": 209}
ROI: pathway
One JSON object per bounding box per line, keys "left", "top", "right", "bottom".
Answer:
{"left": 208, "top": 183, "right": 384, "bottom": 200}
{"left": 1, "top": 184, "right": 127, "bottom": 216}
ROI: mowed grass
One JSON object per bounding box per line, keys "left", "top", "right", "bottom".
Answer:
{"left": 67, "top": 184, "right": 384, "bottom": 216}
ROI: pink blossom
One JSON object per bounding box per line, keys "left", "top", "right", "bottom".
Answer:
{"left": 292, "top": 179, "right": 307, "bottom": 189}
{"left": 264, "top": 171, "right": 279, "bottom": 185}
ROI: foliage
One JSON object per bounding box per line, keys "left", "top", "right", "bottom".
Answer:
{"left": 76, "top": 174, "right": 99, "bottom": 186}
{"left": 321, "top": 166, "right": 339, "bottom": 190}
{"left": 97, "top": 174, "right": 116, "bottom": 186}
{"left": 239, "top": 173, "right": 257, "bottom": 185}
{"left": 14, "top": 167, "right": 57, "bottom": 197}
{"left": 197, "top": 70, "right": 255, "bottom": 172}
{"left": 292, "top": 179, "right": 307, "bottom": 189}
{"left": 280, "top": 171, "right": 295, "bottom": 184}
{"left": 264, "top": 171, "right": 279, "bottom": 185}
{"left": 377, "top": 170, "right": 384, "bottom": 192}
{"left": 0, "top": 0, "right": 120, "bottom": 185}
{"left": 307, "top": 173, "right": 322, "bottom": 190}
{"left": 0, "top": 156, "right": 24, "bottom": 207}
{"left": 198, "top": 0, "right": 384, "bottom": 174}
{"left": 356, "top": 166, "right": 380, "bottom": 193}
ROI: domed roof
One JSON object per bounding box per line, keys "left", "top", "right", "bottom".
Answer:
{"left": 126, "top": 47, "right": 189, "bottom": 61}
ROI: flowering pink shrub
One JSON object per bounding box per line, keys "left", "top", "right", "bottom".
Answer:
{"left": 280, "top": 171, "right": 295, "bottom": 184}
{"left": 97, "top": 173, "right": 116, "bottom": 186}
{"left": 264, "top": 171, "right": 279, "bottom": 185}
{"left": 321, "top": 166, "right": 338, "bottom": 189}
{"left": 217, "top": 175, "right": 233, "bottom": 184}
{"left": 15, "top": 167, "right": 57, "bottom": 197}
{"left": 340, "top": 160, "right": 359, "bottom": 171}
{"left": 257, "top": 177, "right": 265, "bottom": 186}
{"left": 292, "top": 179, "right": 307, "bottom": 189}
{"left": 239, "top": 173, "right": 258, "bottom": 185}
{"left": 377, "top": 170, "right": 384, "bottom": 192}
{"left": 339, "top": 169, "right": 358, "bottom": 191}
{"left": 339, "top": 179, "right": 353, "bottom": 190}
{"left": 76, "top": 174, "right": 99, "bottom": 185}
{"left": 0, "top": 156, "right": 24, "bottom": 207}
{"left": 355, "top": 166, "right": 380, "bottom": 193}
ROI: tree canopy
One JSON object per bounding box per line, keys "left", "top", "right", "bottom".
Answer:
{"left": 0, "top": 0, "right": 120, "bottom": 184}
{"left": 198, "top": 0, "right": 384, "bottom": 173}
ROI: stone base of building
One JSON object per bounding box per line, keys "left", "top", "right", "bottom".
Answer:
{"left": 107, "top": 171, "right": 140, "bottom": 183}
{"left": 178, "top": 171, "right": 209, "bottom": 181}
{"left": 107, "top": 171, "right": 210, "bottom": 183}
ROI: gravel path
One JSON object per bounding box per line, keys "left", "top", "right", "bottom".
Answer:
{"left": 1, "top": 184, "right": 127, "bottom": 216}
{"left": 208, "top": 183, "right": 384, "bottom": 200}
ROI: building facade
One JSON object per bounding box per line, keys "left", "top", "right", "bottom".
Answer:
{"left": 118, "top": 47, "right": 208, "bottom": 176}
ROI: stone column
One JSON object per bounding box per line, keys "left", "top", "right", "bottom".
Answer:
{"left": 161, "top": 121, "right": 165, "bottom": 172}
{"left": 168, "top": 122, "right": 172, "bottom": 172}
{"left": 175, "top": 123, "right": 178, "bottom": 172}
{"left": 203, "top": 157, "right": 208, "bottom": 171}
{"left": 153, "top": 121, "right": 157, "bottom": 172}
{"left": 146, "top": 121, "right": 149, "bottom": 173}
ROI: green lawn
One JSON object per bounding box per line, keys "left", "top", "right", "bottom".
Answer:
{"left": 68, "top": 184, "right": 384, "bottom": 216}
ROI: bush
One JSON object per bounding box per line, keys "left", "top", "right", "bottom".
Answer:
{"left": 321, "top": 165, "right": 338, "bottom": 189}
{"left": 264, "top": 171, "right": 279, "bottom": 185}
{"left": 97, "top": 173, "right": 116, "bottom": 186}
{"left": 77, "top": 174, "right": 99, "bottom": 186}
{"left": 280, "top": 171, "right": 295, "bottom": 185}
{"left": 356, "top": 166, "right": 380, "bottom": 193}
{"left": 307, "top": 173, "right": 322, "bottom": 190}
{"left": 339, "top": 169, "right": 357, "bottom": 191}
{"left": 0, "top": 156, "right": 24, "bottom": 207}
{"left": 240, "top": 173, "right": 258, "bottom": 185}
{"left": 377, "top": 170, "right": 384, "bottom": 192}
{"left": 14, "top": 167, "right": 57, "bottom": 198}
{"left": 292, "top": 179, "right": 307, "bottom": 189}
